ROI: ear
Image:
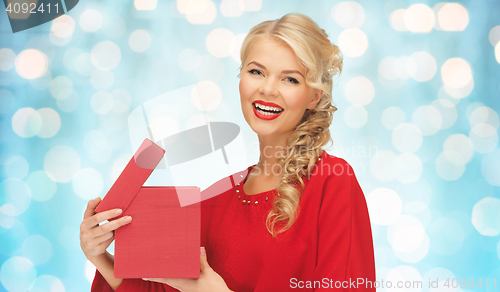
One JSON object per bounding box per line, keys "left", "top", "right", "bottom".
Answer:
{"left": 307, "top": 89, "right": 323, "bottom": 110}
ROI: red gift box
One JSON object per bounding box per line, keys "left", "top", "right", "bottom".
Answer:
{"left": 95, "top": 138, "right": 201, "bottom": 278}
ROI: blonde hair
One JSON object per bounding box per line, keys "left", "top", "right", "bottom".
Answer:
{"left": 238, "top": 13, "right": 343, "bottom": 237}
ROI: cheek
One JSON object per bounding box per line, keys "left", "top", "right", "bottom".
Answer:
{"left": 239, "top": 77, "right": 254, "bottom": 101}
{"left": 285, "top": 92, "right": 309, "bottom": 111}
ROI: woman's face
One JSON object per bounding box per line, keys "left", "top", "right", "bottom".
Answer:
{"left": 239, "top": 37, "right": 321, "bottom": 140}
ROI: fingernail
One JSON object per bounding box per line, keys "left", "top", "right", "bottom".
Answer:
{"left": 142, "top": 278, "right": 149, "bottom": 281}
{"left": 115, "top": 209, "right": 122, "bottom": 215}
{"left": 200, "top": 246, "right": 206, "bottom": 256}
{"left": 124, "top": 216, "right": 132, "bottom": 223}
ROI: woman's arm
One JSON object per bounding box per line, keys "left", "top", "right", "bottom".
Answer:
{"left": 80, "top": 197, "right": 131, "bottom": 291}
{"left": 87, "top": 251, "right": 123, "bottom": 291}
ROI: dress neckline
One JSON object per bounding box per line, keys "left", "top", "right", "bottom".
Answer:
{"left": 241, "top": 164, "right": 277, "bottom": 197}
{"left": 239, "top": 150, "right": 326, "bottom": 197}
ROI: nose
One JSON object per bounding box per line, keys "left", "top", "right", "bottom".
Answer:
{"left": 259, "top": 79, "right": 279, "bottom": 97}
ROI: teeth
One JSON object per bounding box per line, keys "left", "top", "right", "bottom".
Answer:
{"left": 254, "top": 103, "right": 283, "bottom": 112}
{"left": 256, "top": 108, "right": 279, "bottom": 116}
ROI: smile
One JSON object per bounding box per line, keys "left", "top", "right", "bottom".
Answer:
{"left": 252, "top": 100, "right": 284, "bottom": 120}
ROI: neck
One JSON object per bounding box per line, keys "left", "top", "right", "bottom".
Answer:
{"left": 255, "top": 133, "right": 290, "bottom": 177}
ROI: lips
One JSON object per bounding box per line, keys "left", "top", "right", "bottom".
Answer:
{"left": 252, "top": 100, "right": 284, "bottom": 121}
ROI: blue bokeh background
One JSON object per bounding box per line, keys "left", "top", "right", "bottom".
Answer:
{"left": 1, "top": 0, "right": 500, "bottom": 291}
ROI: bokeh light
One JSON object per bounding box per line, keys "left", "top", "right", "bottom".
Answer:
{"left": 50, "top": 15, "right": 75, "bottom": 46}
{"left": 404, "top": 4, "right": 435, "bottom": 33}
{"left": 389, "top": 9, "right": 406, "bottom": 31}
{"left": 343, "top": 105, "right": 367, "bottom": 128}
{"left": 481, "top": 149, "right": 500, "bottom": 186}
{"left": 206, "top": 28, "right": 235, "bottom": 58}
{"left": 15, "top": 49, "right": 48, "bottom": 79}
{"left": 407, "top": 51, "right": 437, "bottom": 82}
{"left": 11, "top": 107, "right": 42, "bottom": 138}
{"left": 178, "top": 0, "right": 217, "bottom": 24}
{"left": 469, "top": 106, "right": 499, "bottom": 130}
{"left": 43, "top": 145, "right": 81, "bottom": 183}
{"left": 471, "top": 197, "right": 500, "bottom": 236}
{"left": 192, "top": 81, "right": 222, "bottom": 111}
{"left": 91, "top": 41, "right": 121, "bottom": 71}
{"left": 72, "top": 168, "right": 104, "bottom": 200}
{"left": 386, "top": 266, "right": 423, "bottom": 288}
{"left": 332, "top": 1, "right": 365, "bottom": 28}
{"left": 381, "top": 106, "right": 405, "bottom": 130}
{"left": 344, "top": 76, "right": 374, "bottom": 106}
{"left": 0, "top": 257, "right": 36, "bottom": 292}
{"left": 441, "top": 57, "right": 473, "bottom": 89}
{"left": 178, "top": 48, "right": 202, "bottom": 71}
{"left": 79, "top": 9, "right": 103, "bottom": 32}
{"left": 469, "top": 123, "right": 498, "bottom": 154}
{"left": 387, "top": 214, "right": 427, "bottom": 253}
{"left": 370, "top": 150, "right": 397, "bottom": 181}
{"left": 0, "top": 48, "right": 16, "bottom": 71}
{"left": 1, "top": 178, "right": 31, "bottom": 216}
{"left": 135, "top": 0, "right": 157, "bottom": 10}
{"left": 75, "top": 52, "right": 95, "bottom": 76}
{"left": 3, "top": 155, "right": 29, "bottom": 180}
{"left": 412, "top": 105, "right": 442, "bottom": 136}
{"left": 430, "top": 99, "right": 457, "bottom": 129}
{"left": 489, "top": 25, "right": 500, "bottom": 46}
{"left": 28, "top": 275, "right": 65, "bottom": 292}
{"left": 20, "top": 235, "right": 53, "bottom": 265}
{"left": 393, "top": 153, "right": 422, "bottom": 184}
{"left": 91, "top": 91, "right": 114, "bottom": 115}
{"left": 90, "top": 70, "right": 114, "bottom": 91}
{"left": 436, "top": 3, "right": 469, "bottom": 31}
{"left": 36, "top": 108, "right": 61, "bottom": 138}
{"left": 392, "top": 123, "right": 422, "bottom": 153}
{"left": 25, "top": 171, "right": 57, "bottom": 202}
{"left": 443, "top": 134, "right": 474, "bottom": 165}
{"left": 366, "top": 188, "right": 402, "bottom": 225}
{"left": 220, "top": 0, "right": 244, "bottom": 17}
{"left": 435, "top": 151, "right": 465, "bottom": 181}
{"left": 129, "top": 29, "right": 152, "bottom": 53}
{"left": 337, "top": 28, "right": 368, "bottom": 57}
{"left": 50, "top": 76, "right": 73, "bottom": 100}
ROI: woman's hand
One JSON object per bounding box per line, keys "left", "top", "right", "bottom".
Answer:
{"left": 80, "top": 197, "right": 132, "bottom": 260}
{"left": 143, "top": 247, "right": 233, "bottom": 292}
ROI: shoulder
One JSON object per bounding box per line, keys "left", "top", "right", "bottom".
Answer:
{"left": 310, "top": 151, "right": 357, "bottom": 182}
{"left": 306, "top": 151, "right": 363, "bottom": 208}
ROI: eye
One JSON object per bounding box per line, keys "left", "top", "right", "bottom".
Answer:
{"left": 285, "top": 77, "right": 299, "bottom": 84}
{"left": 248, "top": 69, "right": 262, "bottom": 76}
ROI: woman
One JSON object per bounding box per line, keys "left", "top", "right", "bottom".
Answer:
{"left": 81, "top": 13, "right": 376, "bottom": 291}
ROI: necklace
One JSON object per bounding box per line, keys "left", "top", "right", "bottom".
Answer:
{"left": 235, "top": 155, "right": 322, "bottom": 206}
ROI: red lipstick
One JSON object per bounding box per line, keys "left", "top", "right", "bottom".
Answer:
{"left": 253, "top": 100, "right": 283, "bottom": 109}
{"left": 252, "top": 100, "right": 284, "bottom": 121}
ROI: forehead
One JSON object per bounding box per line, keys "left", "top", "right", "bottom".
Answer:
{"left": 246, "top": 37, "right": 304, "bottom": 71}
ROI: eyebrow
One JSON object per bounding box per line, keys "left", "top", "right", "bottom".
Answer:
{"left": 247, "top": 61, "right": 304, "bottom": 78}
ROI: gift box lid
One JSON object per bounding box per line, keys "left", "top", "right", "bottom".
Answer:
{"left": 95, "top": 138, "right": 165, "bottom": 214}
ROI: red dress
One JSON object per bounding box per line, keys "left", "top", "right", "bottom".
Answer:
{"left": 91, "top": 151, "right": 376, "bottom": 291}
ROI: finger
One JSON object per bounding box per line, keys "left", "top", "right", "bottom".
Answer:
{"left": 96, "top": 234, "right": 114, "bottom": 249}
{"left": 91, "top": 231, "right": 114, "bottom": 246}
{"left": 83, "top": 197, "right": 101, "bottom": 220}
{"left": 200, "top": 246, "right": 209, "bottom": 273}
{"left": 152, "top": 278, "right": 186, "bottom": 290}
{"left": 91, "top": 216, "right": 132, "bottom": 238}
{"left": 82, "top": 208, "right": 125, "bottom": 231}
